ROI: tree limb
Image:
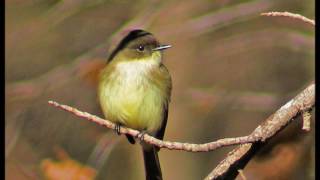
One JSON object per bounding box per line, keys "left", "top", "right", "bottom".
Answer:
{"left": 204, "top": 83, "right": 314, "bottom": 180}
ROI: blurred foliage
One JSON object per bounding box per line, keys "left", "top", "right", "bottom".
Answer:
{"left": 41, "top": 147, "right": 97, "bottom": 180}
{"left": 5, "top": 0, "right": 314, "bottom": 180}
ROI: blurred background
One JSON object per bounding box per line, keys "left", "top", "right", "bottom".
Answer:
{"left": 5, "top": 0, "right": 314, "bottom": 179}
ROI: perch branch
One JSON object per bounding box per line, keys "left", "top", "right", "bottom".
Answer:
{"left": 48, "top": 83, "right": 314, "bottom": 154}
{"left": 48, "top": 101, "right": 257, "bottom": 152}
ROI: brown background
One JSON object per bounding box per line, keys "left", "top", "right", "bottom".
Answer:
{"left": 5, "top": 0, "right": 314, "bottom": 179}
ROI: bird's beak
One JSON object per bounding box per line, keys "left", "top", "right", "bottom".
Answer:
{"left": 152, "top": 44, "right": 172, "bottom": 51}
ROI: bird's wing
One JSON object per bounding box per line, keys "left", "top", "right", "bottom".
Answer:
{"left": 155, "top": 104, "right": 168, "bottom": 141}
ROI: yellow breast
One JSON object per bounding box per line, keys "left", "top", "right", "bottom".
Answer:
{"left": 99, "top": 59, "right": 168, "bottom": 134}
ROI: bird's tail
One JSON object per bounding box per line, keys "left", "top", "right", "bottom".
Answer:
{"left": 142, "top": 146, "right": 162, "bottom": 180}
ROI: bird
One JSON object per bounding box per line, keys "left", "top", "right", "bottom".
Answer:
{"left": 98, "top": 29, "right": 172, "bottom": 180}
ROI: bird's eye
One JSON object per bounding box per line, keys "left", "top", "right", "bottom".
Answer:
{"left": 137, "top": 45, "right": 144, "bottom": 52}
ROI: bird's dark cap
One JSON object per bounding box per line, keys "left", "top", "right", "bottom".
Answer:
{"left": 107, "top": 29, "right": 152, "bottom": 62}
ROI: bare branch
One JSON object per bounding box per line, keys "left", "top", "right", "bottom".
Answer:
{"left": 48, "top": 101, "right": 257, "bottom": 152}
{"left": 48, "top": 83, "right": 314, "bottom": 155}
{"left": 261, "top": 11, "right": 315, "bottom": 26}
{"left": 204, "top": 83, "right": 314, "bottom": 180}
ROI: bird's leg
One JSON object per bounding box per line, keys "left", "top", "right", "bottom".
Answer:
{"left": 115, "top": 123, "right": 121, "bottom": 135}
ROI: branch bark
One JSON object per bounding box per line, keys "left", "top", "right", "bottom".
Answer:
{"left": 204, "top": 83, "right": 314, "bottom": 179}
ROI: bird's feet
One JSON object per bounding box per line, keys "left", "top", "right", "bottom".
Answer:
{"left": 115, "top": 123, "right": 121, "bottom": 135}
{"left": 136, "top": 130, "right": 147, "bottom": 142}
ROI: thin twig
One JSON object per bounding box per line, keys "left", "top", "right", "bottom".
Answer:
{"left": 261, "top": 11, "right": 315, "bottom": 26}
{"left": 48, "top": 101, "right": 257, "bottom": 152}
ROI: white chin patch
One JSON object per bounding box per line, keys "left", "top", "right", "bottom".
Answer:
{"left": 116, "top": 56, "right": 160, "bottom": 79}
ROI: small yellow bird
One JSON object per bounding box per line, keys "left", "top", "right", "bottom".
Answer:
{"left": 98, "top": 29, "right": 172, "bottom": 180}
